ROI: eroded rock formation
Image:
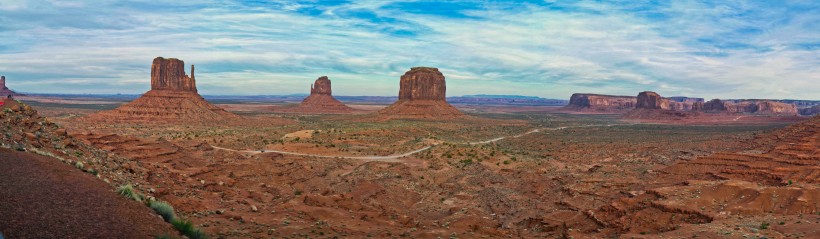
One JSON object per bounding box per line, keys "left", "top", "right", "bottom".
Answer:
{"left": 636, "top": 91, "right": 668, "bottom": 110}
{"left": 295, "top": 76, "right": 353, "bottom": 113}
{"left": 702, "top": 99, "right": 798, "bottom": 115}
{"left": 563, "top": 93, "right": 637, "bottom": 112}
{"left": 0, "top": 76, "right": 22, "bottom": 97}
{"left": 89, "top": 57, "right": 239, "bottom": 123}
{"left": 378, "top": 67, "right": 463, "bottom": 119}
{"left": 151, "top": 58, "right": 197, "bottom": 92}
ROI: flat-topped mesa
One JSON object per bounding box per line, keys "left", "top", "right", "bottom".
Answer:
{"left": 635, "top": 91, "right": 669, "bottom": 109}
{"left": 150, "top": 57, "right": 196, "bottom": 92}
{"left": 702, "top": 99, "right": 798, "bottom": 115}
{"left": 564, "top": 93, "right": 637, "bottom": 112}
{"left": 378, "top": 67, "right": 463, "bottom": 119}
{"left": 310, "top": 76, "right": 332, "bottom": 95}
{"left": 399, "top": 67, "right": 446, "bottom": 101}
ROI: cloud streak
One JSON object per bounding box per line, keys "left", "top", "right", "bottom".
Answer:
{"left": 0, "top": 0, "right": 817, "bottom": 100}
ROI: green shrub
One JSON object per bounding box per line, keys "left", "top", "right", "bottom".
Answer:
{"left": 149, "top": 201, "right": 176, "bottom": 222}
{"left": 116, "top": 184, "right": 144, "bottom": 202}
{"left": 172, "top": 219, "right": 208, "bottom": 239}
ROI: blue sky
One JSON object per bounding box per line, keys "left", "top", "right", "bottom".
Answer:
{"left": 0, "top": 0, "right": 818, "bottom": 100}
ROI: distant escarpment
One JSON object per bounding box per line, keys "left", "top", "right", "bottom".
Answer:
{"left": 702, "top": 99, "right": 798, "bottom": 115}
{"left": 378, "top": 67, "right": 463, "bottom": 119}
{"left": 562, "top": 93, "right": 637, "bottom": 112}
{"left": 800, "top": 105, "right": 820, "bottom": 116}
{"left": 89, "top": 57, "right": 240, "bottom": 123}
{"left": 294, "top": 76, "right": 353, "bottom": 113}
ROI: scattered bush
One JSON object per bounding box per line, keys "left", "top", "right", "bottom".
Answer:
{"left": 149, "top": 201, "right": 176, "bottom": 222}
{"left": 116, "top": 184, "right": 144, "bottom": 202}
{"left": 74, "top": 161, "right": 84, "bottom": 170}
{"left": 172, "top": 219, "right": 208, "bottom": 239}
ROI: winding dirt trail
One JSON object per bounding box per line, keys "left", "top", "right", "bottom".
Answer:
{"left": 214, "top": 124, "right": 629, "bottom": 162}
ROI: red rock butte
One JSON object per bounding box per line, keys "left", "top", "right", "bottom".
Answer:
{"left": 0, "top": 76, "right": 22, "bottom": 97}
{"left": 378, "top": 67, "right": 463, "bottom": 119}
{"left": 295, "top": 76, "right": 353, "bottom": 113}
{"left": 89, "top": 57, "right": 240, "bottom": 123}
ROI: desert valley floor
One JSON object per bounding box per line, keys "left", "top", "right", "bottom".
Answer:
{"left": 1, "top": 96, "right": 818, "bottom": 239}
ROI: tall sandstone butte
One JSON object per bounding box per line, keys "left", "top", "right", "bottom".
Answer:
{"left": 0, "top": 76, "right": 22, "bottom": 97}
{"left": 296, "top": 76, "right": 352, "bottom": 113}
{"left": 378, "top": 67, "right": 463, "bottom": 119}
{"left": 151, "top": 58, "right": 197, "bottom": 92}
{"left": 90, "top": 57, "right": 239, "bottom": 123}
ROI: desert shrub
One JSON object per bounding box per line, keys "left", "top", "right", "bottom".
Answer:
{"left": 74, "top": 161, "right": 84, "bottom": 170}
{"left": 172, "top": 219, "right": 208, "bottom": 239}
{"left": 149, "top": 201, "right": 176, "bottom": 222}
{"left": 116, "top": 184, "right": 144, "bottom": 202}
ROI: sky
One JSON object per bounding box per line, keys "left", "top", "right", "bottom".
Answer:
{"left": 0, "top": 0, "right": 818, "bottom": 100}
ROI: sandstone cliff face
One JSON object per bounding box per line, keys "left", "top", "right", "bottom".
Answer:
{"left": 296, "top": 76, "right": 352, "bottom": 113}
{"left": 89, "top": 57, "right": 239, "bottom": 123}
{"left": 150, "top": 57, "right": 197, "bottom": 92}
{"left": 379, "top": 67, "right": 462, "bottom": 119}
{"left": 310, "top": 76, "right": 332, "bottom": 95}
{"left": 564, "top": 93, "right": 636, "bottom": 112}
{"left": 635, "top": 91, "right": 668, "bottom": 109}
{"left": 398, "top": 67, "right": 446, "bottom": 101}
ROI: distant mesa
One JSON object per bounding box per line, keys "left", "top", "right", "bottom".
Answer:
{"left": 562, "top": 93, "right": 636, "bottom": 112}
{"left": 294, "top": 76, "right": 353, "bottom": 113}
{"left": 624, "top": 91, "right": 701, "bottom": 120}
{"left": 703, "top": 99, "right": 798, "bottom": 115}
{"left": 378, "top": 67, "right": 463, "bottom": 119}
{"left": 0, "top": 76, "right": 23, "bottom": 97}
{"left": 89, "top": 57, "right": 240, "bottom": 123}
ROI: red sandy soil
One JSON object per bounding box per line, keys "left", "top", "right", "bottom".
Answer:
{"left": 0, "top": 148, "right": 177, "bottom": 238}
{"left": 622, "top": 109, "right": 807, "bottom": 125}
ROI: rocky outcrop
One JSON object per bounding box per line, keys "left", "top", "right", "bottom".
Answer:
{"left": 295, "top": 76, "right": 353, "bottom": 113}
{"left": 378, "top": 67, "right": 463, "bottom": 119}
{"left": 150, "top": 57, "right": 197, "bottom": 92}
{"left": 563, "top": 94, "right": 636, "bottom": 112}
{"left": 702, "top": 99, "right": 798, "bottom": 115}
{"left": 89, "top": 57, "right": 240, "bottom": 123}
{"left": 625, "top": 91, "right": 699, "bottom": 120}
{"left": 635, "top": 91, "right": 668, "bottom": 110}
{"left": 0, "top": 76, "right": 22, "bottom": 97}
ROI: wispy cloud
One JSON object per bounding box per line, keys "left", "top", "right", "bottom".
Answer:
{"left": 0, "top": 0, "right": 817, "bottom": 99}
